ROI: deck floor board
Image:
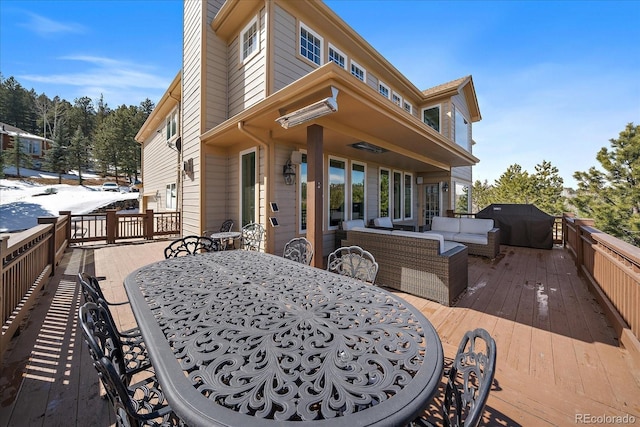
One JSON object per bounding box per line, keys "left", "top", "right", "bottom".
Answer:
{"left": 1, "top": 241, "right": 638, "bottom": 426}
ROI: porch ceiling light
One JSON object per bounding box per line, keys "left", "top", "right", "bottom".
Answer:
{"left": 276, "top": 87, "right": 339, "bottom": 129}
{"left": 350, "top": 141, "right": 388, "bottom": 154}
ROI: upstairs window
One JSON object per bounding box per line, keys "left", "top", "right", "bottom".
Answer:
{"left": 241, "top": 16, "right": 259, "bottom": 62}
{"left": 403, "top": 101, "right": 413, "bottom": 114}
{"left": 328, "top": 44, "right": 346, "bottom": 69}
{"left": 392, "top": 92, "right": 402, "bottom": 107}
{"left": 300, "top": 22, "right": 322, "bottom": 65}
{"left": 350, "top": 60, "right": 365, "bottom": 82}
{"left": 454, "top": 107, "right": 470, "bottom": 149}
{"left": 422, "top": 105, "right": 440, "bottom": 132}
{"left": 378, "top": 81, "right": 390, "bottom": 99}
{"left": 166, "top": 109, "right": 178, "bottom": 141}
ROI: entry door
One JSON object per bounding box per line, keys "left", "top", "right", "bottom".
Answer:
{"left": 424, "top": 184, "right": 440, "bottom": 227}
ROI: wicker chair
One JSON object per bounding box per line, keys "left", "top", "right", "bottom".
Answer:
{"left": 327, "top": 245, "right": 379, "bottom": 284}
{"left": 164, "top": 235, "right": 218, "bottom": 259}
{"left": 411, "top": 328, "right": 497, "bottom": 427}
{"left": 241, "top": 223, "right": 265, "bottom": 251}
{"left": 283, "top": 237, "right": 314, "bottom": 265}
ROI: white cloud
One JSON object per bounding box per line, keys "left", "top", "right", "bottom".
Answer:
{"left": 20, "top": 12, "right": 85, "bottom": 37}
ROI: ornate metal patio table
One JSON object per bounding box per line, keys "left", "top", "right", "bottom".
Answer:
{"left": 124, "top": 250, "right": 444, "bottom": 427}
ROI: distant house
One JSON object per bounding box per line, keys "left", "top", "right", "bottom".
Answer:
{"left": 0, "top": 122, "right": 53, "bottom": 170}
{"left": 135, "top": 0, "right": 481, "bottom": 266}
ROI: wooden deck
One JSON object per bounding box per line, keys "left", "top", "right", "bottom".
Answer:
{"left": 1, "top": 241, "right": 638, "bottom": 426}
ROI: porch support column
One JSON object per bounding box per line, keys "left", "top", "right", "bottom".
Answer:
{"left": 307, "top": 125, "right": 324, "bottom": 268}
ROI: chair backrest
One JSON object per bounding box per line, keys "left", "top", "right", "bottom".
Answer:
{"left": 241, "top": 223, "right": 265, "bottom": 251}
{"left": 326, "top": 245, "right": 379, "bottom": 284}
{"left": 443, "top": 328, "right": 497, "bottom": 427}
{"left": 283, "top": 237, "right": 313, "bottom": 265}
{"left": 164, "top": 235, "right": 218, "bottom": 259}
{"left": 78, "top": 302, "right": 130, "bottom": 383}
{"left": 219, "top": 219, "right": 234, "bottom": 232}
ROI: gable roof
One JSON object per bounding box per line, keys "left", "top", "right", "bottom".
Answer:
{"left": 422, "top": 75, "right": 481, "bottom": 122}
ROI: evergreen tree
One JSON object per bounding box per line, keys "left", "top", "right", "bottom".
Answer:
{"left": 68, "top": 127, "right": 90, "bottom": 184}
{"left": 471, "top": 179, "right": 494, "bottom": 212}
{"left": 45, "top": 127, "right": 69, "bottom": 184}
{"left": 531, "top": 160, "right": 566, "bottom": 215}
{"left": 8, "top": 134, "right": 32, "bottom": 176}
{"left": 492, "top": 164, "right": 534, "bottom": 204}
{"left": 573, "top": 123, "right": 640, "bottom": 245}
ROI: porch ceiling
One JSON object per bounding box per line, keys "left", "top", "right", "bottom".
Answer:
{"left": 201, "top": 64, "right": 478, "bottom": 173}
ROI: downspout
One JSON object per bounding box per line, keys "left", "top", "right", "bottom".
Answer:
{"left": 238, "top": 121, "right": 273, "bottom": 253}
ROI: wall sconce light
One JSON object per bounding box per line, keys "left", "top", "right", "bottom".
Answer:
{"left": 283, "top": 160, "right": 296, "bottom": 185}
{"left": 442, "top": 182, "right": 449, "bottom": 192}
{"left": 275, "top": 87, "right": 339, "bottom": 129}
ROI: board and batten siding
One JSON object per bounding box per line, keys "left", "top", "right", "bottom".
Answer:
{"left": 227, "top": 8, "right": 267, "bottom": 117}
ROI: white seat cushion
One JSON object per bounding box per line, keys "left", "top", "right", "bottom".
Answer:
{"left": 431, "top": 217, "right": 460, "bottom": 233}
{"left": 342, "top": 219, "right": 366, "bottom": 230}
{"left": 443, "top": 240, "right": 466, "bottom": 252}
{"left": 424, "top": 230, "right": 457, "bottom": 241}
{"left": 351, "top": 226, "right": 392, "bottom": 235}
{"left": 459, "top": 218, "right": 494, "bottom": 234}
{"left": 392, "top": 230, "right": 444, "bottom": 252}
{"left": 373, "top": 217, "right": 394, "bottom": 228}
{"left": 454, "top": 232, "right": 489, "bottom": 245}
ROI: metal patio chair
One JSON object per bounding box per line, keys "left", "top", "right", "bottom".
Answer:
{"left": 326, "top": 245, "right": 379, "bottom": 284}
{"left": 410, "top": 328, "right": 497, "bottom": 427}
{"left": 241, "top": 223, "right": 265, "bottom": 251}
{"left": 283, "top": 237, "right": 314, "bottom": 265}
{"left": 164, "top": 235, "right": 219, "bottom": 259}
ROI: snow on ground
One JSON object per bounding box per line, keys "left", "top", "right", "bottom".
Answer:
{"left": 0, "top": 167, "right": 139, "bottom": 233}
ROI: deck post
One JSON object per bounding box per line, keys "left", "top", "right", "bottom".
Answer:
{"left": 37, "top": 216, "right": 58, "bottom": 277}
{"left": 145, "top": 210, "right": 154, "bottom": 240}
{"left": 106, "top": 209, "right": 117, "bottom": 244}
{"left": 59, "top": 211, "right": 72, "bottom": 242}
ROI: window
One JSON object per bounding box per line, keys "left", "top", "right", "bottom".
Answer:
{"left": 454, "top": 182, "right": 470, "bottom": 213}
{"left": 392, "top": 92, "right": 402, "bottom": 107}
{"left": 166, "top": 109, "right": 178, "bottom": 141}
{"left": 392, "top": 171, "right": 402, "bottom": 220}
{"left": 166, "top": 183, "right": 177, "bottom": 210}
{"left": 240, "top": 149, "right": 257, "bottom": 226}
{"left": 422, "top": 105, "right": 440, "bottom": 132}
{"left": 378, "top": 81, "right": 390, "bottom": 99}
{"left": 404, "top": 173, "right": 413, "bottom": 219}
{"left": 350, "top": 60, "right": 365, "bottom": 81}
{"left": 240, "top": 16, "right": 259, "bottom": 62}
{"left": 299, "top": 153, "right": 307, "bottom": 233}
{"left": 379, "top": 168, "right": 390, "bottom": 218}
{"left": 300, "top": 22, "right": 322, "bottom": 65}
{"left": 328, "top": 158, "right": 346, "bottom": 228}
{"left": 454, "top": 107, "right": 470, "bottom": 149}
{"left": 328, "top": 44, "right": 346, "bottom": 69}
{"left": 351, "top": 162, "right": 366, "bottom": 221}
{"left": 403, "top": 101, "right": 413, "bottom": 114}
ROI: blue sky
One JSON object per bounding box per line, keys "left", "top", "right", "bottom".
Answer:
{"left": 1, "top": 1, "right": 639, "bottom": 188}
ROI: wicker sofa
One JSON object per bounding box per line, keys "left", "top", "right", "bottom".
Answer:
{"left": 341, "top": 227, "right": 468, "bottom": 306}
{"left": 424, "top": 216, "right": 501, "bottom": 258}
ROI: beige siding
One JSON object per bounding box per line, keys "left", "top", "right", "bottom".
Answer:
{"left": 228, "top": 9, "right": 267, "bottom": 116}
{"left": 203, "top": 152, "right": 229, "bottom": 232}
{"left": 452, "top": 166, "right": 472, "bottom": 183}
{"left": 205, "top": 0, "right": 229, "bottom": 130}
{"left": 141, "top": 132, "right": 181, "bottom": 212}
{"left": 272, "top": 4, "right": 315, "bottom": 92}
{"left": 272, "top": 145, "right": 298, "bottom": 256}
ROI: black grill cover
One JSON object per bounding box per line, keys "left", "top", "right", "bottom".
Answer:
{"left": 476, "top": 204, "right": 554, "bottom": 249}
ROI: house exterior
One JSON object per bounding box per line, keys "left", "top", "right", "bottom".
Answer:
{"left": 135, "top": 0, "right": 481, "bottom": 267}
{"left": 0, "top": 122, "right": 53, "bottom": 170}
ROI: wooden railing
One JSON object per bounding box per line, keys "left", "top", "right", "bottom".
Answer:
{"left": 564, "top": 214, "right": 640, "bottom": 358}
{"left": 1, "top": 209, "right": 180, "bottom": 362}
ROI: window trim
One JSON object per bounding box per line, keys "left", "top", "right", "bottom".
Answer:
{"left": 422, "top": 104, "right": 441, "bottom": 133}
{"left": 165, "top": 183, "right": 177, "bottom": 211}
{"left": 165, "top": 108, "right": 179, "bottom": 142}
{"left": 403, "top": 101, "right": 413, "bottom": 114}
{"left": 378, "top": 81, "right": 390, "bottom": 99}
{"left": 299, "top": 21, "right": 323, "bottom": 66}
{"left": 240, "top": 15, "right": 259, "bottom": 64}
{"left": 404, "top": 172, "right": 413, "bottom": 220}
{"left": 454, "top": 105, "right": 470, "bottom": 149}
{"left": 350, "top": 60, "right": 366, "bottom": 82}
{"left": 328, "top": 43, "right": 347, "bottom": 69}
